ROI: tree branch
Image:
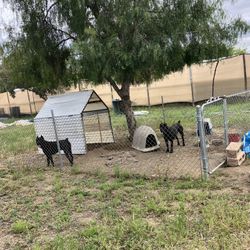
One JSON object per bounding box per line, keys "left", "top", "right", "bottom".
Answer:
{"left": 212, "top": 60, "right": 219, "bottom": 97}
{"left": 45, "top": 1, "right": 59, "bottom": 19}
{"left": 56, "top": 37, "right": 74, "bottom": 47}
{"left": 55, "top": 27, "right": 77, "bottom": 41}
{"left": 106, "top": 77, "right": 121, "bottom": 95}
{"left": 44, "top": 18, "right": 77, "bottom": 41}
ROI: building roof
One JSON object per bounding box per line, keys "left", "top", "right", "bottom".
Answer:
{"left": 35, "top": 90, "right": 95, "bottom": 119}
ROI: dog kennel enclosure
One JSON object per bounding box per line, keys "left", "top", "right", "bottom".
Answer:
{"left": 34, "top": 90, "right": 114, "bottom": 154}
{"left": 132, "top": 125, "right": 160, "bottom": 152}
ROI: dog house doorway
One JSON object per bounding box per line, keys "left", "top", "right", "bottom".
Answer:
{"left": 83, "top": 110, "right": 114, "bottom": 144}
{"left": 132, "top": 126, "right": 160, "bottom": 152}
{"left": 82, "top": 91, "right": 114, "bottom": 145}
{"left": 146, "top": 134, "right": 158, "bottom": 148}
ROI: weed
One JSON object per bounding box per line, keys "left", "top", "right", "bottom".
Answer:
{"left": 145, "top": 198, "right": 167, "bottom": 216}
{"left": 69, "top": 188, "right": 90, "bottom": 197}
{"left": 92, "top": 169, "right": 107, "bottom": 180}
{"left": 166, "top": 202, "right": 188, "bottom": 243}
{"left": 11, "top": 220, "right": 31, "bottom": 234}
{"left": 35, "top": 170, "right": 45, "bottom": 181}
{"left": 70, "top": 165, "right": 83, "bottom": 175}
{"left": 113, "top": 165, "right": 131, "bottom": 180}
{"left": 53, "top": 177, "right": 64, "bottom": 192}
{"left": 175, "top": 177, "right": 221, "bottom": 190}
{"left": 55, "top": 210, "right": 71, "bottom": 232}
{"left": 44, "top": 235, "right": 80, "bottom": 250}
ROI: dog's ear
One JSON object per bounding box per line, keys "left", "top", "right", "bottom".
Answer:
{"left": 41, "top": 135, "right": 44, "bottom": 139}
{"left": 178, "top": 121, "right": 181, "bottom": 124}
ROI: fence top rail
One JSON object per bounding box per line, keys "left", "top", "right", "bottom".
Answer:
{"left": 226, "top": 90, "right": 250, "bottom": 98}
{"left": 200, "top": 97, "right": 223, "bottom": 112}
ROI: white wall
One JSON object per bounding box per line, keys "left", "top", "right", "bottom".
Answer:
{"left": 34, "top": 114, "right": 86, "bottom": 154}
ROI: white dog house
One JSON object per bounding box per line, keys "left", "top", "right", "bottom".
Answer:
{"left": 34, "top": 90, "right": 114, "bottom": 154}
{"left": 132, "top": 125, "right": 160, "bottom": 152}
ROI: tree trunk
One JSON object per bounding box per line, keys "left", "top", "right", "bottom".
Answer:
{"left": 119, "top": 83, "right": 137, "bottom": 140}
{"left": 122, "top": 98, "right": 137, "bottom": 140}
{"left": 107, "top": 78, "right": 137, "bottom": 140}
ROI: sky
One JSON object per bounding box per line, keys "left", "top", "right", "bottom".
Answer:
{"left": 223, "top": 0, "right": 250, "bottom": 51}
{"left": 0, "top": 0, "right": 250, "bottom": 51}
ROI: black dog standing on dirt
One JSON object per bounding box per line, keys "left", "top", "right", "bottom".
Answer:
{"left": 160, "top": 121, "right": 185, "bottom": 153}
{"left": 36, "top": 136, "right": 74, "bottom": 166}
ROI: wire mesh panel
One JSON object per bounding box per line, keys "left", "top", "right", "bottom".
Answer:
{"left": 201, "top": 98, "right": 226, "bottom": 174}
{"left": 34, "top": 114, "right": 85, "bottom": 155}
{"left": 1, "top": 104, "right": 202, "bottom": 179}
{"left": 155, "top": 104, "right": 202, "bottom": 178}
{"left": 34, "top": 114, "right": 85, "bottom": 167}
{"left": 81, "top": 103, "right": 202, "bottom": 179}
{"left": 226, "top": 91, "right": 250, "bottom": 141}
{"left": 83, "top": 110, "right": 114, "bottom": 144}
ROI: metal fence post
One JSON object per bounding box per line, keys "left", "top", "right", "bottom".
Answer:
{"left": 161, "top": 96, "right": 166, "bottom": 123}
{"left": 51, "top": 110, "right": 63, "bottom": 168}
{"left": 223, "top": 97, "right": 229, "bottom": 146}
{"left": 196, "top": 105, "right": 209, "bottom": 180}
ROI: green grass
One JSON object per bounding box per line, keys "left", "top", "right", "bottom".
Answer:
{"left": 110, "top": 100, "right": 250, "bottom": 132}
{"left": 11, "top": 220, "right": 31, "bottom": 234}
{"left": 111, "top": 104, "right": 196, "bottom": 131}
{"left": 0, "top": 165, "right": 249, "bottom": 249}
{"left": 1, "top": 102, "right": 250, "bottom": 248}
{"left": 0, "top": 125, "right": 35, "bottom": 158}
{"left": 0, "top": 115, "right": 35, "bottom": 124}
{"left": 0, "top": 101, "right": 249, "bottom": 159}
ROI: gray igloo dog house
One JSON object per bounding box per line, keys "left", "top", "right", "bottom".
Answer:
{"left": 132, "top": 125, "right": 160, "bottom": 152}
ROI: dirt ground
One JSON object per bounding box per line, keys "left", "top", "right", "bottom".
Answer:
{"left": 1, "top": 130, "right": 250, "bottom": 249}
{"left": 3, "top": 143, "right": 250, "bottom": 194}
{"left": 4, "top": 129, "right": 244, "bottom": 180}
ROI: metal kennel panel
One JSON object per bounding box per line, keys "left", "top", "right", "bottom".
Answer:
{"left": 197, "top": 97, "right": 228, "bottom": 179}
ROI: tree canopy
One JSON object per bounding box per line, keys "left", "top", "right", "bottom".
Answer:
{"left": 3, "top": 0, "right": 249, "bottom": 137}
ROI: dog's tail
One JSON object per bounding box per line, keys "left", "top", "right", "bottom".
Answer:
{"left": 178, "top": 120, "right": 181, "bottom": 124}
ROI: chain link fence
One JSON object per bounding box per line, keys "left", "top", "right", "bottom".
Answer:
{"left": 197, "top": 90, "right": 250, "bottom": 179}
{"left": 199, "top": 97, "right": 226, "bottom": 176}
{"left": 0, "top": 101, "right": 202, "bottom": 179}
{"left": 227, "top": 91, "right": 250, "bottom": 138}
{"left": 1, "top": 90, "right": 249, "bottom": 180}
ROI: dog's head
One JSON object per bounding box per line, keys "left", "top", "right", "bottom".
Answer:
{"left": 36, "top": 135, "right": 45, "bottom": 147}
{"left": 159, "top": 123, "right": 168, "bottom": 133}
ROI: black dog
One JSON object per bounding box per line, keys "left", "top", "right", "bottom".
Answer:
{"left": 36, "top": 136, "right": 74, "bottom": 166}
{"left": 160, "top": 121, "right": 185, "bottom": 153}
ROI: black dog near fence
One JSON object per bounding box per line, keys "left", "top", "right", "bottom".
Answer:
{"left": 36, "top": 136, "right": 74, "bottom": 166}
{"left": 160, "top": 121, "right": 185, "bottom": 153}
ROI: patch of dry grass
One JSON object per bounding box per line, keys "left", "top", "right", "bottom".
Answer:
{"left": 0, "top": 165, "right": 249, "bottom": 249}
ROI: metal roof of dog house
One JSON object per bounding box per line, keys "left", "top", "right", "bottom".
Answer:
{"left": 36, "top": 90, "right": 98, "bottom": 118}
{"left": 34, "top": 90, "right": 114, "bottom": 155}
{"left": 132, "top": 125, "right": 160, "bottom": 152}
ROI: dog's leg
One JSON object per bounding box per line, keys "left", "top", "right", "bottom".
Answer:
{"left": 65, "top": 152, "right": 73, "bottom": 166}
{"left": 70, "top": 154, "right": 74, "bottom": 166}
{"left": 69, "top": 149, "right": 74, "bottom": 166}
{"left": 50, "top": 156, "right": 55, "bottom": 167}
{"left": 170, "top": 140, "right": 173, "bottom": 153}
{"left": 176, "top": 135, "right": 180, "bottom": 146}
{"left": 181, "top": 132, "right": 185, "bottom": 146}
{"left": 47, "top": 157, "right": 50, "bottom": 167}
{"left": 165, "top": 138, "right": 169, "bottom": 153}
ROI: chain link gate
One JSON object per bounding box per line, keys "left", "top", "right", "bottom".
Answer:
{"left": 197, "top": 97, "right": 229, "bottom": 179}
{"left": 197, "top": 90, "right": 250, "bottom": 179}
